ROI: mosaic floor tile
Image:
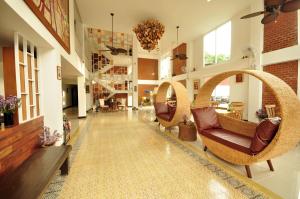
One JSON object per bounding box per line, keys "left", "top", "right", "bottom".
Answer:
{"left": 42, "top": 111, "right": 280, "bottom": 199}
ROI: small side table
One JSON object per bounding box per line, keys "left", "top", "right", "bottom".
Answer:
{"left": 178, "top": 122, "right": 197, "bottom": 141}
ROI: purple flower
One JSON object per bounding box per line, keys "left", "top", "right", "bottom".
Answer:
{"left": 1, "top": 95, "right": 21, "bottom": 114}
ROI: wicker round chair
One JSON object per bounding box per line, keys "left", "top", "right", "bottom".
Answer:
{"left": 156, "top": 81, "right": 190, "bottom": 128}
{"left": 193, "top": 70, "right": 300, "bottom": 176}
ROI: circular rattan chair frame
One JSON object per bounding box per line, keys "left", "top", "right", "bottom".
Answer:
{"left": 193, "top": 70, "right": 300, "bottom": 165}
{"left": 156, "top": 81, "right": 190, "bottom": 128}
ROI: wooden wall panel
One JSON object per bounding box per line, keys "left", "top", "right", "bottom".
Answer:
{"left": 138, "top": 84, "right": 157, "bottom": 105}
{"left": 172, "top": 43, "right": 187, "bottom": 76}
{"left": 2, "top": 48, "right": 19, "bottom": 124}
{"left": 138, "top": 58, "right": 158, "bottom": 80}
{"left": 0, "top": 117, "right": 43, "bottom": 176}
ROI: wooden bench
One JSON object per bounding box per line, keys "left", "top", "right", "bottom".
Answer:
{"left": 0, "top": 145, "right": 72, "bottom": 199}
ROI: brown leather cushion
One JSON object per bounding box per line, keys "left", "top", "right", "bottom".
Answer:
{"left": 201, "top": 128, "right": 253, "bottom": 155}
{"left": 157, "top": 113, "right": 172, "bottom": 121}
{"left": 256, "top": 118, "right": 280, "bottom": 141}
{"left": 250, "top": 133, "right": 268, "bottom": 154}
{"left": 250, "top": 118, "right": 280, "bottom": 154}
{"left": 154, "top": 103, "right": 168, "bottom": 115}
{"left": 191, "top": 107, "right": 221, "bottom": 131}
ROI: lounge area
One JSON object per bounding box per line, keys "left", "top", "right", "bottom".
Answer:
{"left": 1, "top": 0, "right": 300, "bottom": 198}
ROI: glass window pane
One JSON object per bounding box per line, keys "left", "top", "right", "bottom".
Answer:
{"left": 216, "top": 21, "right": 231, "bottom": 63}
{"left": 204, "top": 31, "right": 216, "bottom": 65}
{"left": 160, "top": 56, "right": 171, "bottom": 79}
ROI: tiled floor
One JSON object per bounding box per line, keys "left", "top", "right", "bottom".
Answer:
{"left": 144, "top": 107, "right": 300, "bottom": 199}
{"left": 43, "top": 108, "right": 287, "bottom": 199}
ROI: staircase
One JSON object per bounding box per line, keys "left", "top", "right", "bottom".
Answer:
{"left": 90, "top": 44, "right": 132, "bottom": 100}
{"left": 100, "top": 64, "right": 114, "bottom": 73}
{"left": 95, "top": 79, "right": 132, "bottom": 99}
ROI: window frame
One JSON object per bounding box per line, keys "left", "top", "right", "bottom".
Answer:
{"left": 203, "top": 21, "right": 232, "bottom": 67}
{"left": 160, "top": 55, "right": 172, "bottom": 80}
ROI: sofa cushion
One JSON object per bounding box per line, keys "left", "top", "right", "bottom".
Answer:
{"left": 250, "top": 133, "right": 268, "bottom": 154}
{"left": 157, "top": 113, "right": 172, "bottom": 121}
{"left": 191, "top": 107, "right": 221, "bottom": 131}
{"left": 250, "top": 117, "right": 280, "bottom": 154}
{"left": 256, "top": 117, "right": 280, "bottom": 141}
{"left": 201, "top": 128, "right": 253, "bottom": 155}
{"left": 154, "top": 102, "right": 169, "bottom": 115}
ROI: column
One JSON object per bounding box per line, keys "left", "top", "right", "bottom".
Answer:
{"left": 77, "top": 75, "right": 87, "bottom": 118}
{"left": 247, "top": 0, "right": 264, "bottom": 122}
{"left": 39, "top": 48, "right": 63, "bottom": 144}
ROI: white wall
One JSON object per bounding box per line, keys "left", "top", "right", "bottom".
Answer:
{"left": 39, "top": 48, "right": 63, "bottom": 145}
{"left": 2, "top": 0, "right": 91, "bottom": 143}
{"left": 86, "top": 82, "right": 93, "bottom": 111}
{"left": 77, "top": 76, "right": 86, "bottom": 117}
{"left": 228, "top": 75, "right": 249, "bottom": 119}
{"left": 159, "top": 7, "right": 256, "bottom": 120}
{"left": 4, "top": 0, "right": 85, "bottom": 76}
{"left": 190, "top": 8, "right": 252, "bottom": 107}
{"left": 192, "top": 7, "right": 251, "bottom": 73}
{"left": 0, "top": 47, "right": 4, "bottom": 95}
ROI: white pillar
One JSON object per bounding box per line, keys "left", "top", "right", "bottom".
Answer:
{"left": 132, "top": 37, "right": 139, "bottom": 108}
{"left": 77, "top": 75, "right": 87, "bottom": 118}
{"left": 248, "top": 0, "right": 264, "bottom": 122}
{"left": 39, "top": 48, "right": 63, "bottom": 144}
{"left": 185, "top": 78, "right": 194, "bottom": 102}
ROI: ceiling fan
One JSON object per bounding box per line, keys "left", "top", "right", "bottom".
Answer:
{"left": 171, "top": 26, "right": 188, "bottom": 61}
{"left": 241, "top": 0, "right": 300, "bottom": 24}
{"left": 100, "top": 13, "right": 127, "bottom": 55}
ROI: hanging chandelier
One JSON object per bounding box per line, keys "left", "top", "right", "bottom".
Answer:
{"left": 133, "top": 19, "right": 165, "bottom": 51}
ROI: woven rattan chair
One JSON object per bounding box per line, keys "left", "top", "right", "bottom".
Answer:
{"left": 193, "top": 70, "right": 300, "bottom": 177}
{"left": 229, "top": 102, "right": 244, "bottom": 120}
{"left": 156, "top": 81, "right": 190, "bottom": 128}
{"left": 265, "top": 104, "right": 276, "bottom": 118}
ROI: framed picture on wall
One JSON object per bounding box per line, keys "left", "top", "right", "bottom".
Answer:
{"left": 236, "top": 74, "right": 243, "bottom": 83}
{"left": 57, "top": 66, "right": 62, "bottom": 80}
{"left": 193, "top": 80, "right": 200, "bottom": 90}
{"left": 24, "top": 0, "right": 70, "bottom": 53}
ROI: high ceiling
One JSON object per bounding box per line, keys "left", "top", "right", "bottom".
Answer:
{"left": 76, "top": 0, "right": 252, "bottom": 52}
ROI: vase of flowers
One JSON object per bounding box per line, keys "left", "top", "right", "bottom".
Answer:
{"left": 0, "top": 95, "right": 21, "bottom": 127}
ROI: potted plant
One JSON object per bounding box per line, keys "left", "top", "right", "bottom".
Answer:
{"left": 0, "top": 95, "right": 20, "bottom": 127}
{"left": 40, "top": 127, "right": 62, "bottom": 147}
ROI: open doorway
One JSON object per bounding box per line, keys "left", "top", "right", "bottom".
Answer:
{"left": 62, "top": 84, "right": 78, "bottom": 110}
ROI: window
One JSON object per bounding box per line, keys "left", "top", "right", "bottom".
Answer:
{"left": 211, "top": 78, "right": 230, "bottom": 104}
{"left": 205, "top": 77, "right": 230, "bottom": 104}
{"left": 160, "top": 56, "right": 171, "bottom": 79}
{"left": 204, "top": 21, "right": 231, "bottom": 66}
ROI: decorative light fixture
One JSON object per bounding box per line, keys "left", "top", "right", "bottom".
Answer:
{"left": 133, "top": 19, "right": 165, "bottom": 51}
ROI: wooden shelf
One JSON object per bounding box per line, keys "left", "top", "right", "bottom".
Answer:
{"left": 21, "top": 92, "right": 28, "bottom": 95}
